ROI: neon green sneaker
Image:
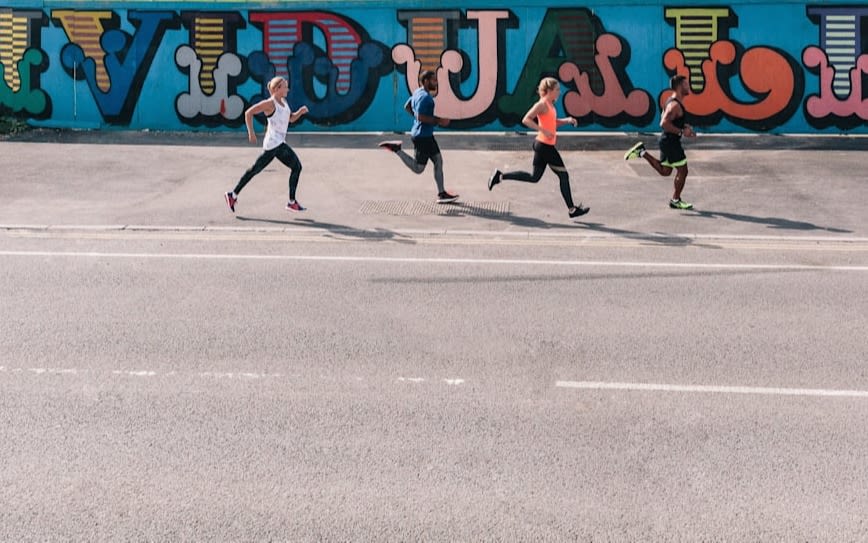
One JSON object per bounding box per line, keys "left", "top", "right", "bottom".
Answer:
{"left": 624, "top": 142, "right": 645, "bottom": 160}
{"left": 669, "top": 199, "right": 693, "bottom": 210}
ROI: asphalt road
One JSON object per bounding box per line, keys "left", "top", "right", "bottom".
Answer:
{"left": 2, "top": 228, "right": 867, "bottom": 540}
{"left": 2, "top": 132, "right": 867, "bottom": 539}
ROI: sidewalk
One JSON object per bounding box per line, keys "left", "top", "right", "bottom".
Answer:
{"left": 1, "top": 129, "right": 865, "bottom": 240}
{"left": 7, "top": 127, "right": 868, "bottom": 150}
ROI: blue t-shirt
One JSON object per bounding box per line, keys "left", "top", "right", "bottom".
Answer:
{"left": 405, "top": 87, "right": 435, "bottom": 138}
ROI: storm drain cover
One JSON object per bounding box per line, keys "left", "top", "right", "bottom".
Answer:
{"left": 359, "top": 200, "right": 510, "bottom": 217}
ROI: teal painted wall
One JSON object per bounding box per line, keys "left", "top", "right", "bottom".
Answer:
{"left": 1, "top": 1, "right": 867, "bottom": 133}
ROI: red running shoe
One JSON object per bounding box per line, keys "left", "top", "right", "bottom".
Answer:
{"left": 224, "top": 191, "right": 236, "bottom": 212}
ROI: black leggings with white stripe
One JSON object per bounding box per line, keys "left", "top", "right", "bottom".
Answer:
{"left": 501, "top": 140, "right": 575, "bottom": 209}
{"left": 233, "top": 143, "right": 302, "bottom": 201}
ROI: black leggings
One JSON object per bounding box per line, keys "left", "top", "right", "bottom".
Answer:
{"left": 502, "top": 140, "right": 575, "bottom": 209}
{"left": 233, "top": 143, "right": 302, "bottom": 200}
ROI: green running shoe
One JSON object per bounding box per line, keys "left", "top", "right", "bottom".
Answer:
{"left": 669, "top": 199, "right": 693, "bottom": 210}
{"left": 624, "top": 142, "right": 645, "bottom": 160}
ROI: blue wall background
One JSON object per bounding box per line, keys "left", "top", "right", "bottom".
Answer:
{"left": 2, "top": 0, "right": 867, "bottom": 133}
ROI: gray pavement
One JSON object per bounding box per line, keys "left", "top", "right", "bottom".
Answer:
{"left": 1, "top": 129, "right": 866, "bottom": 238}
{"left": 2, "top": 130, "right": 868, "bottom": 539}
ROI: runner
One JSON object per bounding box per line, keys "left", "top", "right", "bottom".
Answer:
{"left": 624, "top": 74, "right": 696, "bottom": 210}
{"left": 224, "top": 76, "right": 309, "bottom": 213}
{"left": 487, "top": 77, "right": 589, "bottom": 219}
{"left": 378, "top": 70, "right": 459, "bottom": 204}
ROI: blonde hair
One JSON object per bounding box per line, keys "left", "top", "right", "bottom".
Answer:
{"left": 537, "top": 77, "right": 559, "bottom": 96}
{"left": 267, "top": 77, "right": 285, "bottom": 94}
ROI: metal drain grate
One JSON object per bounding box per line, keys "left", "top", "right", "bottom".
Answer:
{"left": 359, "top": 200, "right": 510, "bottom": 217}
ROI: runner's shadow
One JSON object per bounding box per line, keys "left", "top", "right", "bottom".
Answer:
{"left": 571, "top": 221, "right": 724, "bottom": 248}
{"left": 234, "top": 216, "right": 417, "bottom": 244}
{"left": 482, "top": 210, "right": 587, "bottom": 230}
{"left": 687, "top": 209, "right": 852, "bottom": 233}
{"left": 480, "top": 210, "right": 717, "bottom": 246}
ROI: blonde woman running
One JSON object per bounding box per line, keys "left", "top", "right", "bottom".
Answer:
{"left": 225, "top": 76, "right": 309, "bottom": 213}
{"left": 488, "top": 77, "right": 589, "bottom": 218}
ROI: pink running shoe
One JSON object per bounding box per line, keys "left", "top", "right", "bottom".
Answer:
{"left": 224, "top": 191, "right": 237, "bottom": 212}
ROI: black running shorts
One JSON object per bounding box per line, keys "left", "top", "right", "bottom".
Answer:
{"left": 411, "top": 136, "right": 441, "bottom": 166}
{"left": 658, "top": 133, "right": 687, "bottom": 167}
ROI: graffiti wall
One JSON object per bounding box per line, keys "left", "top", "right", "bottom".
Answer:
{"left": 1, "top": 0, "right": 867, "bottom": 133}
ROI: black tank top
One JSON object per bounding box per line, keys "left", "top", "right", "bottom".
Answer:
{"left": 665, "top": 97, "right": 686, "bottom": 130}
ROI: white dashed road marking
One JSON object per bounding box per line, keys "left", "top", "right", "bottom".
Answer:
{"left": 556, "top": 380, "right": 868, "bottom": 399}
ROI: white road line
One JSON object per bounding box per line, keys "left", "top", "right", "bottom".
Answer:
{"left": 556, "top": 381, "right": 868, "bottom": 398}
{"left": 0, "top": 367, "right": 455, "bottom": 385}
{"left": 112, "top": 370, "right": 156, "bottom": 377}
{"left": 3, "top": 225, "right": 868, "bottom": 243}
{"left": 1, "top": 250, "right": 867, "bottom": 271}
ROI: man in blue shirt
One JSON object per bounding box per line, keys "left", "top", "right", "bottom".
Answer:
{"left": 379, "top": 70, "right": 459, "bottom": 203}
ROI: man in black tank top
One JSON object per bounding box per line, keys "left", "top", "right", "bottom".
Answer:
{"left": 623, "top": 74, "right": 696, "bottom": 210}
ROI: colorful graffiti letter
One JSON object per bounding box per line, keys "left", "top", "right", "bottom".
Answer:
{"left": 53, "top": 9, "right": 178, "bottom": 124}
{"left": 498, "top": 8, "right": 604, "bottom": 125}
{"left": 559, "top": 34, "right": 652, "bottom": 126}
{"left": 803, "top": 6, "right": 868, "bottom": 128}
{"left": 249, "top": 11, "right": 390, "bottom": 124}
{"left": 0, "top": 9, "right": 50, "bottom": 117}
{"left": 175, "top": 12, "right": 245, "bottom": 125}
{"left": 392, "top": 10, "right": 510, "bottom": 122}
{"left": 662, "top": 7, "right": 801, "bottom": 131}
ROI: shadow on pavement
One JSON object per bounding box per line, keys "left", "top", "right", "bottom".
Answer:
{"left": 235, "top": 215, "right": 417, "bottom": 243}
{"left": 571, "top": 221, "right": 718, "bottom": 247}
{"left": 464, "top": 209, "right": 723, "bottom": 248}
{"left": 687, "top": 209, "right": 852, "bottom": 233}
{"left": 477, "top": 209, "right": 585, "bottom": 230}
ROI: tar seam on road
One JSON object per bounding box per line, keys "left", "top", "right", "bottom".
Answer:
{"left": 1, "top": 250, "right": 867, "bottom": 272}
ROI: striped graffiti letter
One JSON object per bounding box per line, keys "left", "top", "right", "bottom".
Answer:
{"left": 175, "top": 12, "right": 245, "bottom": 125}
{"left": 803, "top": 6, "right": 868, "bottom": 124}
{"left": 53, "top": 9, "right": 178, "bottom": 124}
{"left": 0, "top": 9, "right": 49, "bottom": 117}
{"left": 497, "top": 9, "right": 601, "bottom": 126}
{"left": 392, "top": 10, "right": 509, "bottom": 121}
{"left": 662, "top": 7, "right": 800, "bottom": 130}
{"left": 249, "top": 11, "right": 389, "bottom": 124}
{"left": 664, "top": 8, "right": 733, "bottom": 93}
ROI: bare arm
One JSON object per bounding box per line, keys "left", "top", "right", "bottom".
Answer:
{"left": 244, "top": 98, "right": 274, "bottom": 144}
{"left": 290, "top": 105, "right": 309, "bottom": 124}
{"left": 522, "top": 101, "right": 553, "bottom": 139}
{"left": 660, "top": 101, "right": 694, "bottom": 137}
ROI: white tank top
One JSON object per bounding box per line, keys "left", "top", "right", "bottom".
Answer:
{"left": 262, "top": 98, "right": 290, "bottom": 151}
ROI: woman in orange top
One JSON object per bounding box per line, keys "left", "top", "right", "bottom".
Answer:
{"left": 488, "top": 77, "right": 589, "bottom": 218}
